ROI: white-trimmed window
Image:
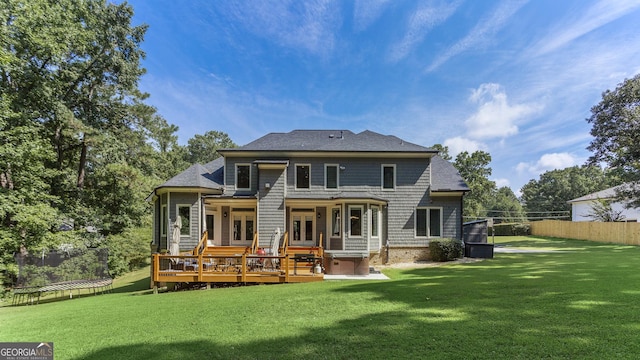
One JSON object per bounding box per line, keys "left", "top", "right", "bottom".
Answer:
{"left": 296, "top": 164, "right": 310, "bottom": 189}
{"left": 382, "top": 164, "right": 396, "bottom": 190}
{"left": 325, "top": 164, "right": 338, "bottom": 189}
{"left": 331, "top": 208, "right": 341, "bottom": 237}
{"left": 291, "top": 210, "right": 314, "bottom": 243}
{"left": 415, "top": 207, "right": 442, "bottom": 238}
{"left": 236, "top": 164, "right": 251, "bottom": 190}
{"left": 348, "top": 205, "right": 363, "bottom": 237}
{"left": 177, "top": 205, "right": 191, "bottom": 236}
{"left": 232, "top": 209, "right": 255, "bottom": 243}
{"left": 161, "top": 204, "right": 167, "bottom": 237}
{"left": 371, "top": 205, "right": 380, "bottom": 238}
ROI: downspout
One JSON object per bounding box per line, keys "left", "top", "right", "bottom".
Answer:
{"left": 384, "top": 205, "right": 389, "bottom": 264}
{"left": 460, "top": 193, "right": 465, "bottom": 241}
{"left": 153, "top": 189, "right": 161, "bottom": 253}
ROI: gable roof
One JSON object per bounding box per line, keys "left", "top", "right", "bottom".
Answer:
{"left": 155, "top": 159, "right": 224, "bottom": 191}
{"left": 430, "top": 155, "right": 470, "bottom": 192}
{"left": 567, "top": 183, "right": 630, "bottom": 204}
{"left": 219, "top": 130, "right": 436, "bottom": 154}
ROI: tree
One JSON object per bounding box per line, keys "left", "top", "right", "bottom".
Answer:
{"left": 186, "top": 130, "right": 236, "bottom": 164}
{"left": 431, "top": 144, "right": 452, "bottom": 161}
{"left": 486, "top": 187, "right": 525, "bottom": 223}
{"left": 0, "top": 0, "right": 163, "bottom": 290}
{"left": 587, "top": 73, "right": 640, "bottom": 208}
{"left": 2, "top": 0, "right": 153, "bottom": 232}
{"left": 454, "top": 151, "right": 496, "bottom": 219}
{"left": 585, "top": 199, "right": 626, "bottom": 222}
{"left": 520, "top": 165, "right": 617, "bottom": 218}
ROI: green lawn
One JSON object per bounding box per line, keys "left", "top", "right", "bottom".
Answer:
{"left": 2, "top": 236, "right": 640, "bottom": 359}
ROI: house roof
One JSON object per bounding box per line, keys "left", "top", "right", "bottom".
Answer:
{"left": 430, "top": 155, "right": 470, "bottom": 192}
{"left": 153, "top": 133, "right": 468, "bottom": 195}
{"left": 567, "top": 183, "right": 630, "bottom": 203}
{"left": 218, "top": 130, "right": 437, "bottom": 154}
{"left": 155, "top": 158, "right": 224, "bottom": 190}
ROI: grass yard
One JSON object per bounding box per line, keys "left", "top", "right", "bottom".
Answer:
{"left": 2, "top": 236, "right": 640, "bottom": 359}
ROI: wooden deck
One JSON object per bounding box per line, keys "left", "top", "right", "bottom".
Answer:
{"left": 152, "top": 232, "right": 325, "bottom": 291}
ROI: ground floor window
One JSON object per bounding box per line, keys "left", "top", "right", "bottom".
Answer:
{"left": 161, "top": 204, "right": 167, "bottom": 237}
{"left": 415, "top": 207, "right": 442, "bottom": 238}
{"left": 177, "top": 205, "right": 191, "bottom": 236}
{"left": 371, "top": 205, "right": 380, "bottom": 238}
{"left": 349, "top": 206, "right": 363, "bottom": 237}
{"left": 331, "top": 208, "right": 341, "bottom": 236}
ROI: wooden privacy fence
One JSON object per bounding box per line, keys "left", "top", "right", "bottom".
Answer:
{"left": 531, "top": 220, "right": 640, "bottom": 245}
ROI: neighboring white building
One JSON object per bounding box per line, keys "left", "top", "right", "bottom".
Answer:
{"left": 568, "top": 184, "right": 640, "bottom": 222}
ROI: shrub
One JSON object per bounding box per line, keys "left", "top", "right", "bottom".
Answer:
{"left": 430, "top": 239, "right": 463, "bottom": 262}
{"left": 492, "top": 223, "right": 531, "bottom": 236}
{"left": 104, "top": 227, "right": 151, "bottom": 277}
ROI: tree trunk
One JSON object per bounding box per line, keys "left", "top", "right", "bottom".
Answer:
{"left": 77, "top": 136, "right": 87, "bottom": 189}
{"left": 0, "top": 166, "right": 13, "bottom": 189}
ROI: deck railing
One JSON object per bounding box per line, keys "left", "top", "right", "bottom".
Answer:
{"left": 152, "top": 252, "right": 325, "bottom": 285}
{"left": 151, "top": 231, "right": 326, "bottom": 290}
{"left": 192, "top": 230, "right": 208, "bottom": 256}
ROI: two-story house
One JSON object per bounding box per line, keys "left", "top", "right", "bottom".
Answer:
{"left": 148, "top": 130, "right": 469, "bottom": 275}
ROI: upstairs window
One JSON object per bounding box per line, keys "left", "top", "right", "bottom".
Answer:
{"left": 236, "top": 164, "right": 250, "bottom": 190}
{"left": 296, "top": 164, "right": 310, "bottom": 189}
{"left": 382, "top": 164, "right": 395, "bottom": 190}
{"left": 325, "top": 164, "right": 338, "bottom": 189}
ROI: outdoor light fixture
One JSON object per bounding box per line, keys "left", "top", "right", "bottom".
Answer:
{"left": 317, "top": 212, "right": 321, "bottom": 219}
{"left": 224, "top": 211, "right": 227, "bottom": 217}
{"left": 339, "top": 165, "right": 346, "bottom": 170}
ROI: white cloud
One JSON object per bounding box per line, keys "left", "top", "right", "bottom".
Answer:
{"left": 516, "top": 152, "right": 579, "bottom": 175}
{"left": 465, "top": 83, "right": 540, "bottom": 140}
{"left": 493, "top": 178, "right": 511, "bottom": 188}
{"left": 141, "top": 75, "right": 326, "bottom": 146}
{"left": 443, "top": 136, "right": 486, "bottom": 157}
{"left": 353, "top": 0, "right": 391, "bottom": 32}
{"left": 534, "top": 0, "right": 640, "bottom": 56}
{"left": 427, "top": 0, "right": 528, "bottom": 71}
{"left": 225, "top": 0, "right": 341, "bottom": 56}
{"left": 388, "top": 1, "right": 459, "bottom": 62}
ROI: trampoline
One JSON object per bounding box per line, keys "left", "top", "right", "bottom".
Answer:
{"left": 12, "top": 248, "right": 113, "bottom": 305}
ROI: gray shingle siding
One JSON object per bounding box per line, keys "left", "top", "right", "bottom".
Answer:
{"left": 344, "top": 203, "right": 369, "bottom": 251}
{"left": 258, "top": 168, "right": 286, "bottom": 247}
{"left": 222, "top": 154, "right": 464, "bottom": 248}
{"left": 224, "top": 157, "right": 260, "bottom": 195}
{"left": 153, "top": 130, "right": 467, "bottom": 256}
{"left": 169, "top": 192, "right": 199, "bottom": 250}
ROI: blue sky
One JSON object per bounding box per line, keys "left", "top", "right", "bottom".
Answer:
{"left": 128, "top": 0, "right": 640, "bottom": 194}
